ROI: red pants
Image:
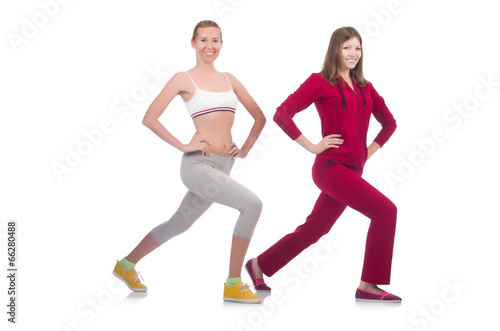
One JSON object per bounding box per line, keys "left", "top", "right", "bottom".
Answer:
{"left": 258, "top": 158, "right": 397, "bottom": 284}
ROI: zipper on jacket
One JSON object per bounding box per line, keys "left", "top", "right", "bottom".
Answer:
{"left": 356, "top": 85, "right": 361, "bottom": 167}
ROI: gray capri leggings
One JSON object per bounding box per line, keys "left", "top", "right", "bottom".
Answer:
{"left": 150, "top": 151, "right": 262, "bottom": 244}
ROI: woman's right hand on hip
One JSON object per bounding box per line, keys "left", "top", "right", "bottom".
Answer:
{"left": 314, "top": 134, "right": 344, "bottom": 154}
{"left": 180, "top": 139, "right": 212, "bottom": 156}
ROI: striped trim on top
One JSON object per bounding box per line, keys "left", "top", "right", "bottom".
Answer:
{"left": 191, "top": 107, "right": 236, "bottom": 119}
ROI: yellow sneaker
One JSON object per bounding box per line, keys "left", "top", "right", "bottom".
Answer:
{"left": 223, "top": 282, "right": 261, "bottom": 304}
{"left": 112, "top": 260, "right": 147, "bottom": 292}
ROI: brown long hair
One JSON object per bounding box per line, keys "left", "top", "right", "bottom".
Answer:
{"left": 321, "top": 26, "right": 366, "bottom": 87}
{"left": 191, "top": 20, "right": 222, "bottom": 42}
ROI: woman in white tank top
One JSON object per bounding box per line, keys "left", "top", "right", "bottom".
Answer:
{"left": 112, "top": 20, "right": 267, "bottom": 304}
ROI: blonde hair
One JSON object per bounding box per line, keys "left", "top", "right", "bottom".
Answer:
{"left": 321, "top": 26, "right": 366, "bottom": 87}
{"left": 191, "top": 20, "right": 222, "bottom": 42}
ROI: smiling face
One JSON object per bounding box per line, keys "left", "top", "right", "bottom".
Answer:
{"left": 321, "top": 27, "right": 366, "bottom": 87}
{"left": 191, "top": 27, "right": 222, "bottom": 63}
{"left": 340, "top": 37, "right": 362, "bottom": 72}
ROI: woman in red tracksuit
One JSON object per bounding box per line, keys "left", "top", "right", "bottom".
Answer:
{"left": 245, "top": 26, "right": 401, "bottom": 302}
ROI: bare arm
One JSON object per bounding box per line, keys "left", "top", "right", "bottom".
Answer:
{"left": 294, "top": 134, "right": 344, "bottom": 155}
{"left": 142, "top": 72, "right": 210, "bottom": 155}
{"left": 226, "top": 73, "right": 266, "bottom": 158}
{"left": 367, "top": 141, "right": 381, "bottom": 160}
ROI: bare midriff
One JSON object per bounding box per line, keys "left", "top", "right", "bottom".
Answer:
{"left": 191, "top": 111, "right": 235, "bottom": 156}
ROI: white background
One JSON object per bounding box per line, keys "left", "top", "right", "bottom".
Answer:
{"left": 1, "top": 0, "right": 499, "bottom": 330}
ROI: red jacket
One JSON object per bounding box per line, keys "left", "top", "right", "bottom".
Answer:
{"left": 274, "top": 72, "right": 397, "bottom": 168}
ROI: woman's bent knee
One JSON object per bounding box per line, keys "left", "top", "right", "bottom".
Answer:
{"left": 234, "top": 195, "right": 262, "bottom": 239}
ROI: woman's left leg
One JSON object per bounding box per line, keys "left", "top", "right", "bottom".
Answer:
{"left": 190, "top": 176, "right": 262, "bottom": 280}
{"left": 180, "top": 153, "right": 263, "bottom": 302}
{"left": 229, "top": 235, "right": 251, "bottom": 278}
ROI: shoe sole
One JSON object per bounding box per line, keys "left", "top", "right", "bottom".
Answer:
{"left": 112, "top": 271, "right": 148, "bottom": 292}
{"left": 223, "top": 297, "right": 262, "bottom": 304}
{"left": 355, "top": 298, "right": 401, "bottom": 303}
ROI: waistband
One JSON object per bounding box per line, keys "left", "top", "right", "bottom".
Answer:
{"left": 183, "top": 151, "right": 233, "bottom": 161}
{"left": 314, "top": 154, "right": 363, "bottom": 170}
{"left": 182, "top": 151, "right": 235, "bottom": 169}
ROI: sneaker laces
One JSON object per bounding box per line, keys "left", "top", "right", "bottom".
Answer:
{"left": 239, "top": 283, "right": 250, "bottom": 296}
{"left": 132, "top": 271, "right": 144, "bottom": 286}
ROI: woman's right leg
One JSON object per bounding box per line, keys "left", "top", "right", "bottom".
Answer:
{"left": 113, "top": 190, "right": 212, "bottom": 291}
{"left": 126, "top": 190, "right": 213, "bottom": 263}
{"left": 256, "top": 191, "right": 347, "bottom": 277}
{"left": 125, "top": 232, "right": 160, "bottom": 264}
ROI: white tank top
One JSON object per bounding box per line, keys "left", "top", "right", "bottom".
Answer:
{"left": 183, "top": 71, "right": 238, "bottom": 119}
